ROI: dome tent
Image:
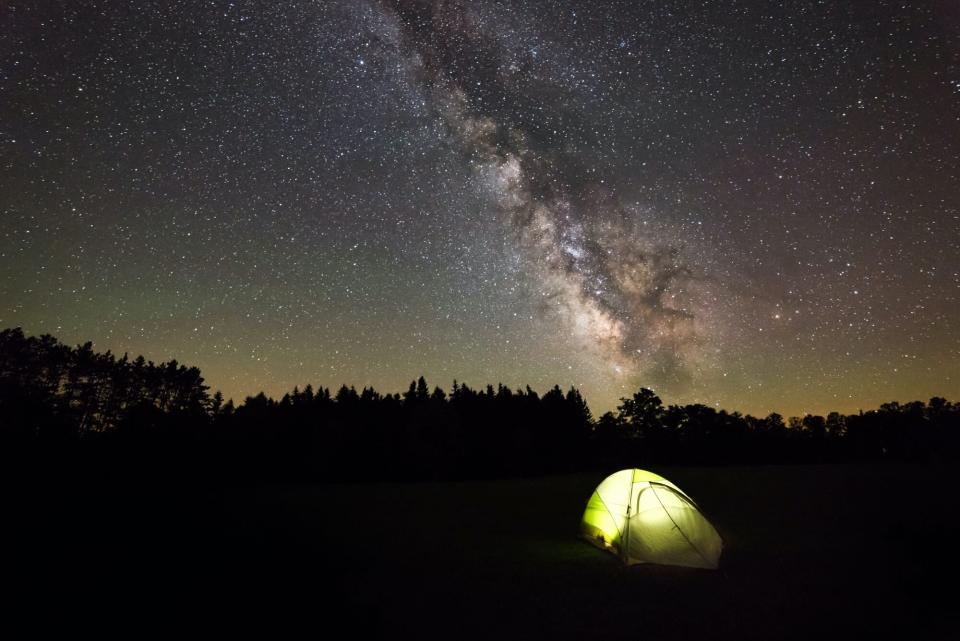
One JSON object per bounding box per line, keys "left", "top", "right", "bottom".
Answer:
{"left": 580, "top": 469, "right": 723, "bottom": 569}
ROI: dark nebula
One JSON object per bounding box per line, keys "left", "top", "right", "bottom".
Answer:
{"left": 2, "top": 1, "right": 957, "bottom": 414}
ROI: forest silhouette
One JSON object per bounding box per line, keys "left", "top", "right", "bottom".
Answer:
{"left": 2, "top": 327, "right": 957, "bottom": 481}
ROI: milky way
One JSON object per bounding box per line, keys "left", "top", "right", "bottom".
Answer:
{"left": 1, "top": 0, "right": 957, "bottom": 415}
{"left": 379, "top": 0, "right": 707, "bottom": 387}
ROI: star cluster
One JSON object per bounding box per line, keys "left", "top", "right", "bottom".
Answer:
{"left": 1, "top": 0, "right": 957, "bottom": 415}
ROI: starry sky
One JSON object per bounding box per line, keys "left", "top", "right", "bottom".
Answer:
{"left": 2, "top": 0, "right": 958, "bottom": 417}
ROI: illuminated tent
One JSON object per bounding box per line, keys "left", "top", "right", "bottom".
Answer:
{"left": 580, "top": 469, "right": 723, "bottom": 569}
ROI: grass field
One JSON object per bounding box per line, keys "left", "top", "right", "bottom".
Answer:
{"left": 10, "top": 464, "right": 960, "bottom": 639}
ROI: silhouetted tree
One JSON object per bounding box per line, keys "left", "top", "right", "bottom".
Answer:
{"left": 618, "top": 388, "right": 664, "bottom": 440}
{"left": 2, "top": 328, "right": 959, "bottom": 480}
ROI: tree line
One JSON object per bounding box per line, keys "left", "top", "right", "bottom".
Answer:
{"left": 1, "top": 327, "right": 957, "bottom": 480}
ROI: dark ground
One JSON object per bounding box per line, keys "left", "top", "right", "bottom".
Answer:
{"left": 7, "top": 464, "right": 959, "bottom": 639}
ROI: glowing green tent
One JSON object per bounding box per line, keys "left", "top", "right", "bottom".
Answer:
{"left": 580, "top": 469, "right": 723, "bottom": 569}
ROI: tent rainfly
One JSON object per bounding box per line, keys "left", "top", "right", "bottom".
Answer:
{"left": 580, "top": 469, "right": 723, "bottom": 569}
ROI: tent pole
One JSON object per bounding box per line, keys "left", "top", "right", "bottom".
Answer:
{"left": 623, "top": 472, "right": 634, "bottom": 563}
{"left": 649, "top": 482, "right": 714, "bottom": 568}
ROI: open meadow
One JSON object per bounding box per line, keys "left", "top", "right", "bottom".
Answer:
{"left": 8, "top": 464, "right": 959, "bottom": 639}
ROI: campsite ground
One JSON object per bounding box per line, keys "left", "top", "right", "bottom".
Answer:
{"left": 9, "top": 464, "right": 960, "bottom": 639}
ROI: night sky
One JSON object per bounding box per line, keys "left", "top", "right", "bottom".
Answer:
{"left": 2, "top": 0, "right": 958, "bottom": 416}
